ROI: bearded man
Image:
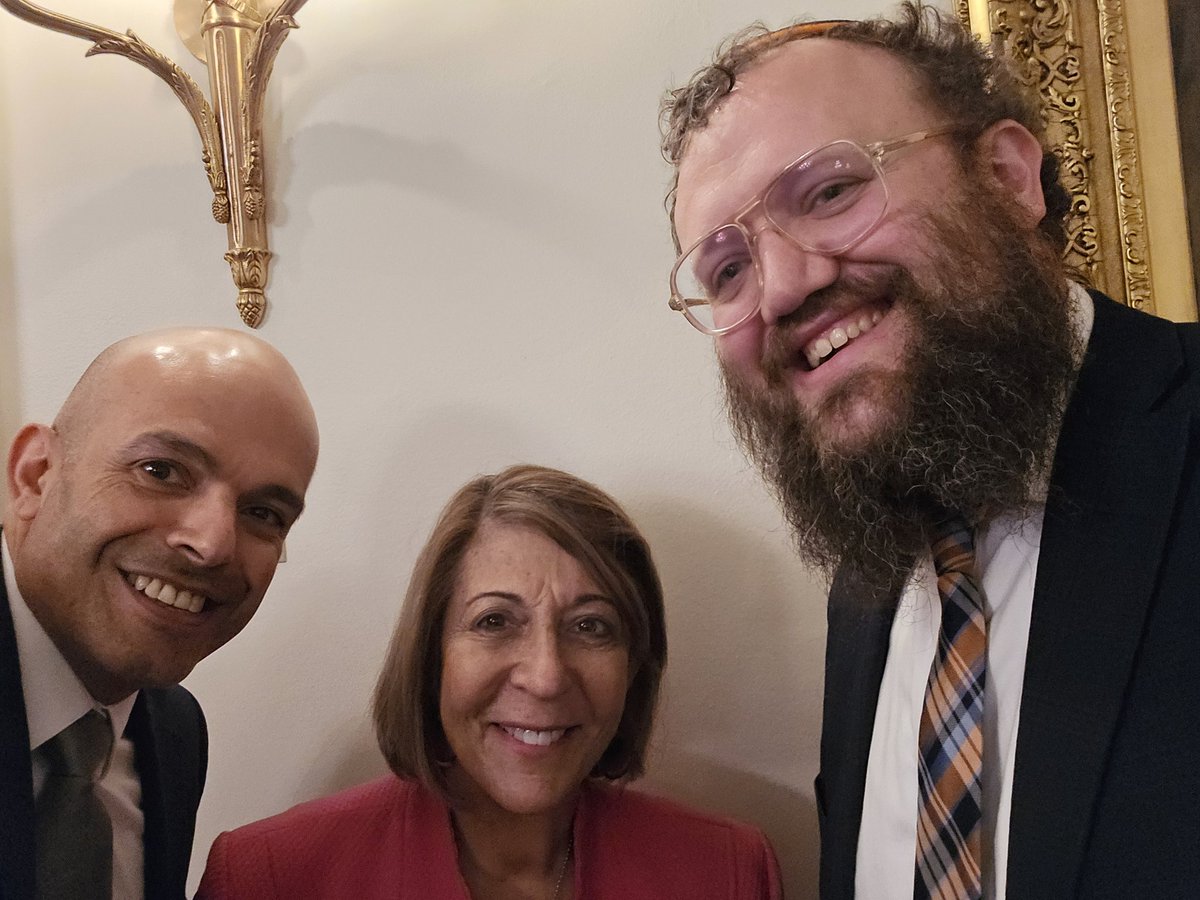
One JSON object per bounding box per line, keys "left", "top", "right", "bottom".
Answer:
{"left": 661, "top": 4, "right": 1200, "bottom": 899}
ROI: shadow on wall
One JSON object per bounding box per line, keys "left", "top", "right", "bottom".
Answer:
{"left": 273, "top": 121, "right": 616, "bottom": 275}
{"left": 651, "top": 752, "right": 819, "bottom": 899}
{"left": 15, "top": 121, "right": 619, "bottom": 333}
{"left": 636, "top": 492, "right": 825, "bottom": 899}
{"left": 311, "top": 718, "right": 391, "bottom": 800}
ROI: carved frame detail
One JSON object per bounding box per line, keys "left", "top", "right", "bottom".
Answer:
{"left": 959, "top": 0, "right": 1155, "bottom": 313}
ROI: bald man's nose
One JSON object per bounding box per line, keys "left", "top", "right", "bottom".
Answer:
{"left": 167, "top": 491, "right": 237, "bottom": 567}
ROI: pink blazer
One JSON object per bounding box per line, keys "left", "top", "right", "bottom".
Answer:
{"left": 197, "top": 776, "right": 782, "bottom": 899}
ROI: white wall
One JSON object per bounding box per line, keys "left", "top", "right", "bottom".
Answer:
{"left": 0, "top": 2, "right": 948, "bottom": 896}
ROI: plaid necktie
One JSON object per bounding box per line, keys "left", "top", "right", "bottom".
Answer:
{"left": 915, "top": 517, "right": 986, "bottom": 900}
{"left": 35, "top": 709, "right": 114, "bottom": 900}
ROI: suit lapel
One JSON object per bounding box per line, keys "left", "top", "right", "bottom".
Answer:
{"left": 129, "top": 687, "right": 206, "bottom": 900}
{"left": 1007, "top": 294, "right": 1194, "bottom": 897}
{"left": 128, "top": 693, "right": 171, "bottom": 899}
{"left": 0, "top": 567, "right": 36, "bottom": 900}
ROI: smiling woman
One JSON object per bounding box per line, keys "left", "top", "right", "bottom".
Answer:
{"left": 195, "top": 465, "right": 782, "bottom": 900}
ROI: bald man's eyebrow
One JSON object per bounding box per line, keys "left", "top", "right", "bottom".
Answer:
{"left": 125, "top": 430, "right": 306, "bottom": 517}
{"left": 124, "top": 431, "right": 218, "bottom": 469}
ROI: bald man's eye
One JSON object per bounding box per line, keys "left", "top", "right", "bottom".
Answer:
{"left": 244, "top": 506, "right": 287, "bottom": 530}
{"left": 137, "top": 460, "right": 186, "bottom": 486}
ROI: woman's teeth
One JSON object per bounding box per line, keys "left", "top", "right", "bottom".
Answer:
{"left": 501, "top": 726, "right": 566, "bottom": 747}
{"left": 127, "top": 573, "right": 206, "bottom": 614}
{"left": 804, "top": 308, "right": 883, "bottom": 370}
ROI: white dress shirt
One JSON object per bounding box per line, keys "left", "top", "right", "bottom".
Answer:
{"left": 854, "top": 285, "right": 1095, "bottom": 900}
{"left": 3, "top": 535, "right": 145, "bottom": 900}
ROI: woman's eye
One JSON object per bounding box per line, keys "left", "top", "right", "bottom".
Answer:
{"left": 574, "top": 616, "right": 617, "bottom": 640}
{"left": 474, "top": 612, "right": 509, "bottom": 632}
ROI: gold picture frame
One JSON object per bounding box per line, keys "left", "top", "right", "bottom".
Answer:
{"left": 958, "top": 0, "right": 1197, "bottom": 322}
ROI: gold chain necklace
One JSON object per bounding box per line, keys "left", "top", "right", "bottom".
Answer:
{"left": 552, "top": 836, "right": 574, "bottom": 900}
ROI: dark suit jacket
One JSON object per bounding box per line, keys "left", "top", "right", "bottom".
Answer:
{"left": 196, "top": 776, "right": 782, "bottom": 899}
{"left": 817, "top": 293, "right": 1200, "bottom": 899}
{"left": 0, "top": 565, "right": 208, "bottom": 900}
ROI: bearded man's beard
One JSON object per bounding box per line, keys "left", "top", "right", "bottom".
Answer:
{"left": 722, "top": 188, "right": 1081, "bottom": 593}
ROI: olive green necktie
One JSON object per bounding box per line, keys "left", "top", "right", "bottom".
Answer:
{"left": 35, "top": 709, "right": 114, "bottom": 900}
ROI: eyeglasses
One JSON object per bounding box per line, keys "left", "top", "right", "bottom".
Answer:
{"left": 668, "top": 126, "right": 958, "bottom": 336}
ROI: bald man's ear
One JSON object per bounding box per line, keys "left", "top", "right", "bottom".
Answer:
{"left": 975, "top": 119, "right": 1047, "bottom": 228}
{"left": 7, "top": 424, "right": 59, "bottom": 522}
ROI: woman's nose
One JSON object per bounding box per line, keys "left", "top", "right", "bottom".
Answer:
{"left": 511, "top": 630, "right": 570, "bottom": 698}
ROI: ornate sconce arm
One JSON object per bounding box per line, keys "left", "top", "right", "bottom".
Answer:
{"left": 245, "top": 0, "right": 307, "bottom": 137}
{"left": 0, "top": 0, "right": 227, "bottom": 212}
{"left": 231, "top": 0, "right": 308, "bottom": 287}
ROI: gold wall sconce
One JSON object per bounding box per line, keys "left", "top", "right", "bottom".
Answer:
{"left": 0, "top": 0, "right": 310, "bottom": 327}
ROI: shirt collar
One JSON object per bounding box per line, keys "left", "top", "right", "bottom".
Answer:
{"left": 2, "top": 533, "right": 137, "bottom": 751}
{"left": 1067, "top": 281, "right": 1095, "bottom": 365}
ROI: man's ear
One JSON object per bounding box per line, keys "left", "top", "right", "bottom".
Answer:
{"left": 976, "top": 118, "right": 1047, "bottom": 227}
{"left": 7, "top": 424, "right": 59, "bottom": 521}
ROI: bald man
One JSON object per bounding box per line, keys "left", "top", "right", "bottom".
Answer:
{"left": 1, "top": 328, "right": 319, "bottom": 900}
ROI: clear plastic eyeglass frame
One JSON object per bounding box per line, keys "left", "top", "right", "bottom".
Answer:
{"left": 668, "top": 126, "right": 958, "bottom": 336}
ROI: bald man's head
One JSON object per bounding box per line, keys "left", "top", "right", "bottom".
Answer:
{"left": 53, "top": 328, "right": 317, "bottom": 459}
{"left": 4, "top": 327, "right": 319, "bottom": 704}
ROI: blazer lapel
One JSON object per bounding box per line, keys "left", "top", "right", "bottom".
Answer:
{"left": 0, "top": 570, "right": 36, "bottom": 900}
{"left": 1007, "top": 294, "right": 1194, "bottom": 897}
{"left": 129, "top": 687, "right": 207, "bottom": 900}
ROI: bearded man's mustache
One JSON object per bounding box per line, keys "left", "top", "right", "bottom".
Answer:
{"left": 761, "top": 268, "right": 907, "bottom": 385}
